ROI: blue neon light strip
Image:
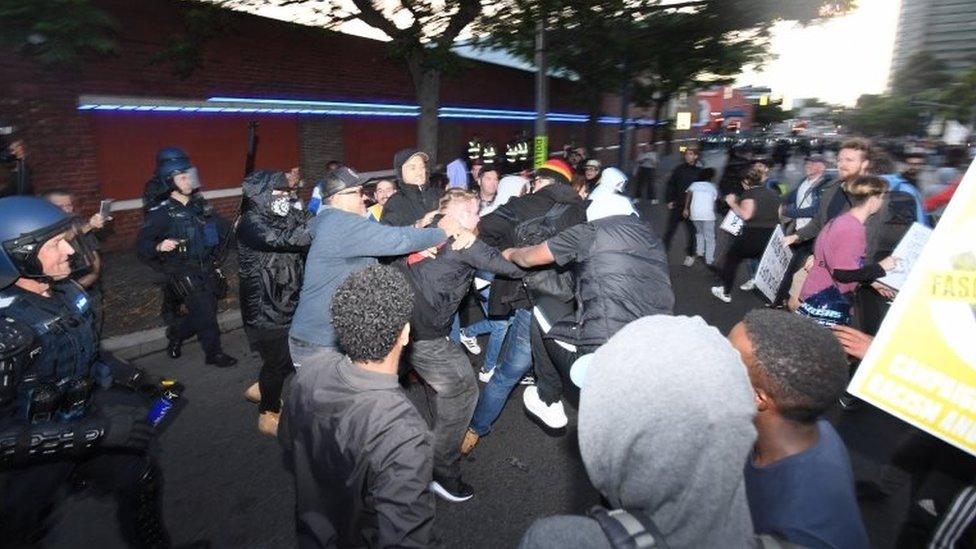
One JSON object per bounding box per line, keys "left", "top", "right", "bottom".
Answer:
{"left": 77, "top": 96, "right": 659, "bottom": 125}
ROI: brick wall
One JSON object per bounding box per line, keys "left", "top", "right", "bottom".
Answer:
{"left": 0, "top": 0, "right": 594, "bottom": 250}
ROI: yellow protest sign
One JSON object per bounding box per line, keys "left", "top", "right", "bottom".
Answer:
{"left": 849, "top": 160, "right": 976, "bottom": 455}
{"left": 533, "top": 135, "right": 548, "bottom": 169}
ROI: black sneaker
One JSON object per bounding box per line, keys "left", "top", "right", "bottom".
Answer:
{"left": 166, "top": 338, "right": 182, "bottom": 359}
{"left": 205, "top": 353, "right": 238, "bottom": 368}
{"left": 429, "top": 476, "right": 474, "bottom": 502}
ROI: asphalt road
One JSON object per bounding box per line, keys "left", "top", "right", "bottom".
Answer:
{"left": 46, "top": 150, "right": 910, "bottom": 548}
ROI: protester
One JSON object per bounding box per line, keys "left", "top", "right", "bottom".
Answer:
{"left": 711, "top": 168, "right": 780, "bottom": 303}
{"left": 663, "top": 146, "right": 702, "bottom": 264}
{"left": 498, "top": 177, "right": 674, "bottom": 438}
{"left": 682, "top": 167, "right": 718, "bottom": 266}
{"left": 288, "top": 166, "right": 473, "bottom": 368}
{"left": 773, "top": 154, "right": 832, "bottom": 307}
{"left": 279, "top": 265, "right": 435, "bottom": 548}
{"left": 367, "top": 178, "right": 397, "bottom": 222}
{"left": 730, "top": 310, "right": 870, "bottom": 548}
{"left": 446, "top": 148, "right": 470, "bottom": 189}
{"left": 468, "top": 158, "right": 484, "bottom": 190}
{"left": 0, "top": 196, "right": 175, "bottom": 546}
{"left": 400, "top": 189, "right": 525, "bottom": 501}
{"left": 519, "top": 315, "right": 757, "bottom": 549}
{"left": 871, "top": 152, "right": 927, "bottom": 227}
{"left": 382, "top": 149, "right": 444, "bottom": 227}
{"left": 900, "top": 150, "right": 926, "bottom": 188}
{"left": 582, "top": 159, "right": 601, "bottom": 194}
{"left": 632, "top": 143, "right": 659, "bottom": 203}
{"left": 798, "top": 175, "right": 896, "bottom": 326}
{"left": 236, "top": 170, "right": 312, "bottom": 436}
{"left": 136, "top": 153, "right": 237, "bottom": 367}
{"left": 466, "top": 158, "right": 585, "bottom": 446}
{"left": 475, "top": 165, "right": 500, "bottom": 212}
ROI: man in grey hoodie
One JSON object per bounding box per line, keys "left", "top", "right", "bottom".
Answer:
{"left": 519, "top": 315, "right": 757, "bottom": 549}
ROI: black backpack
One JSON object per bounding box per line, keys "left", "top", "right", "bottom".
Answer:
{"left": 495, "top": 202, "right": 575, "bottom": 301}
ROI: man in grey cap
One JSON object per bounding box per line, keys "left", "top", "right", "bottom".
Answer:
{"left": 288, "top": 166, "right": 474, "bottom": 368}
{"left": 519, "top": 315, "right": 757, "bottom": 549}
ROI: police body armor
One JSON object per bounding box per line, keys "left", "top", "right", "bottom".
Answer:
{"left": 0, "top": 282, "right": 100, "bottom": 425}
{"left": 157, "top": 199, "right": 224, "bottom": 298}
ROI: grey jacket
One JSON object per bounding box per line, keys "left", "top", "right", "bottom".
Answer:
{"left": 289, "top": 206, "right": 446, "bottom": 348}
{"left": 279, "top": 351, "right": 434, "bottom": 548}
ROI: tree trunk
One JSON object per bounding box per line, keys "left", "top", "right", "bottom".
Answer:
{"left": 650, "top": 98, "right": 667, "bottom": 147}
{"left": 407, "top": 52, "right": 442, "bottom": 164}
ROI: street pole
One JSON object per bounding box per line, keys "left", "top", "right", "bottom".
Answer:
{"left": 617, "top": 58, "right": 631, "bottom": 170}
{"left": 533, "top": 14, "right": 548, "bottom": 169}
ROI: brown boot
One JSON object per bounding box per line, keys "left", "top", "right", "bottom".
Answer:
{"left": 244, "top": 382, "right": 261, "bottom": 404}
{"left": 460, "top": 429, "right": 480, "bottom": 456}
{"left": 258, "top": 411, "right": 279, "bottom": 437}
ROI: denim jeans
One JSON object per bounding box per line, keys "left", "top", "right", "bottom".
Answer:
{"left": 407, "top": 337, "right": 478, "bottom": 481}
{"left": 463, "top": 317, "right": 510, "bottom": 372}
{"left": 469, "top": 308, "right": 533, "bottom": 436}
{"left": 288, "top": 337, "right": 337, "bottom": 370}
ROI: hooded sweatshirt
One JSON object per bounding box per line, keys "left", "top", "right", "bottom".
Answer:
{"left": 382, "top": 148, "right": 444, "bottom": 227}
{"left": 520, "top": 315, "right": 757, "bottom": 549}
{"left": 481, "top": 175, "right": 528, "bottom": 216}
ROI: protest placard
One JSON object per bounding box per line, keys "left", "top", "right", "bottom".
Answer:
{"left": 877, "top": 222, "right": 933, "bottom": 290}
{"left": 754, "top": 226, "right": 793, "bottom": 302}
{"left": 719, "top": 210, "right": 744, "bottom": 235}
{"left": 849, "top": 159, "right": 976, "bottom": 456}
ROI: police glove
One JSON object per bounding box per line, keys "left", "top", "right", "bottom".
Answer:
{"left": 100, "top": 407, "right": 153, "bottom": 451}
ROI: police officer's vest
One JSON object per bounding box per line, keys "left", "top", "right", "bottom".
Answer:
{"left": 0, "top": 283, "right": 99, "bottom": 419}
{"left": 153, "top": 199, "right": 220, "bottom": 270}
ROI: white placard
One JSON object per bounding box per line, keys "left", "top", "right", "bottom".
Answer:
{"left": 754, "top": 225, "right": 794, "bottom": 302}
{"left": 877, "top": 222, "right": 933, "bottom": 290}
{"left": 720, "top": 210, "right": 744, "bottom": 235}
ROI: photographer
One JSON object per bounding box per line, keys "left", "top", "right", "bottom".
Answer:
{"left": 0, "top": 134, "right": 32, "bottom": 198}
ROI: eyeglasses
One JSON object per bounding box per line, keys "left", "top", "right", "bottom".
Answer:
{"left": 336, "top": 188, "right": 363, "bottom": 197}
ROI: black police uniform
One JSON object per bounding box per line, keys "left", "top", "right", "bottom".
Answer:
{"left": 0, "top": 284, "right": 171, "bottom": 546}
{"left": 137, "top": 196, "right": 231, "bottom": 364}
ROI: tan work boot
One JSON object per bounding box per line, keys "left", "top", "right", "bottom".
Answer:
{"left": 460, "top": 429, "right": 480, "bottom": 456}
{"left": 244, "top": 382, "right": 261, "bottom": 404}
{"left": 258, "top": 411, "right": 280, "bottom": 437}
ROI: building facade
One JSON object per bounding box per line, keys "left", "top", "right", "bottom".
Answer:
{"left": 889, "top": 0, "right": 976, "bottom": 87}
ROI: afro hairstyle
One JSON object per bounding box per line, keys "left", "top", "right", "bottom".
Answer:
{"left": 330, "top": 265, "right": 414, "bottom": 363}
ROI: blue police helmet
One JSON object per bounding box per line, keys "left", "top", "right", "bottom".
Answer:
{"left": 155, "top": 146, "right": 189, "bottom": 165}
{"left": 0, "top": 196, "right": 82, "bottom": 289}
{"left": 156, "top": 156, "right": 193, "bottom": 183}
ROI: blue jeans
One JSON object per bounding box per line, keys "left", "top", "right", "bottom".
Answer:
{"left": 463, "top": 316, "right": 509, "bottom": 372}
{"left": 469, "top": 308, "right": 533, "bottom": 436}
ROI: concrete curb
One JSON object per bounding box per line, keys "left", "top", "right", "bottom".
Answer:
{"left": 101, "top": 309, "right": 243, "bottom": 360}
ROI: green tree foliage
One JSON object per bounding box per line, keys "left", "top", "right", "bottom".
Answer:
{"left": 842, "top": 94, "right": 924, "bottom": 136}
{"left": 753, "top": 104, "right": 793, "bottom": 129}
{"left": 891, "top": 51, "right": 952, "bottom": 97}
{"left": 0, "top": 0, "right": 116, "bottom": 66}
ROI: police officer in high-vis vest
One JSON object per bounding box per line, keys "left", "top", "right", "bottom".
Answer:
{"left": 0, "top": 196, "right": 177, "bottom": 546}
{"left": 136, "top": 154, "right": 237, "bottom": 368}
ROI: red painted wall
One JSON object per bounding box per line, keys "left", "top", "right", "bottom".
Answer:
{"left": 89, "top": 112, "right": 300, "bottom": 199}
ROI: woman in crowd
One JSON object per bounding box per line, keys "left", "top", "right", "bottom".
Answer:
{"left": 798, "top": 175, "right": 897, "bottom": 326}
{"left": 711, "top": 167, "right": 781, "bottom": 303}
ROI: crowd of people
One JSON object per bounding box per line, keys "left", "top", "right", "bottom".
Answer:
{"left": 0, "top": 126, "right": 973, "bottom": 549}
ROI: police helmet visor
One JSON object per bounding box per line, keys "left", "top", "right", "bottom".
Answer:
{"left": 2, "top": 217, "right": 95, "bottom": 282}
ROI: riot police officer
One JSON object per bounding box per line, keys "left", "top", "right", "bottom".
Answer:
{"left": 0, "top": 196, "right": 175, "bottom": 546}
{"left": 136, "top": 155, "right": 237, "bottom": 368}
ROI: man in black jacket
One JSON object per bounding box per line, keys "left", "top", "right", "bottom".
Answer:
{"left": 400, "top": 189, "right": 524, "bottom": 502}
{"left": 502, "top": 192, "right": 674, "bottom": 437}
{"left": 662, "top": 147, "right": 702, "bottom": 265}
{"left": 465, "top": 159, "right": 586, "bottom": 448}
{"left": 382, "top": 148, "right": 444, "bottom": 227}
{"left": 279, "top": 265, "right": 434, "bottom": 548}
{"left": 237, "top": 170, "right": 312, "bottom": 436}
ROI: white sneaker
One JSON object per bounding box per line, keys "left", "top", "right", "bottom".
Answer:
{"left": 522, "top": 385, "right": 568, "bottom": 429}
{"left": 711, "top": 286, "right": 732, "bottom": 303}
{"left": 459, "top": 332, "right": 481, "bottom": 355}
{"left": 682, "top": 256, "right": 696, "bottom": 267}
{"left": 739, "top": 279, "right": 756, "bottom": 291}
{"left": 478, "top": 369, "right": 494, "bottom": 383}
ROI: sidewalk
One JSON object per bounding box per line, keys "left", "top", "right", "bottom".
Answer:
{"left": 98, "top": 248, "right": 241, "bottom": 358}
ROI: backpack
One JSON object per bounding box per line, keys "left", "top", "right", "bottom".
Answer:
{"left": 495, "top": 202, "right": 575, "bottom": 300}
{"left": 589, "top": 506, "right": 802, "bottom": 549}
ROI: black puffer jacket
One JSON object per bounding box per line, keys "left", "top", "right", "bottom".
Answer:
{"left": 479, "top": 183, "right": 586, "bottom": 316}
{"left": 236, "top": 171, "right": 313, "bottom": 334}
{"left": 548, "top": 214, "right": 674, "bottom": 349}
